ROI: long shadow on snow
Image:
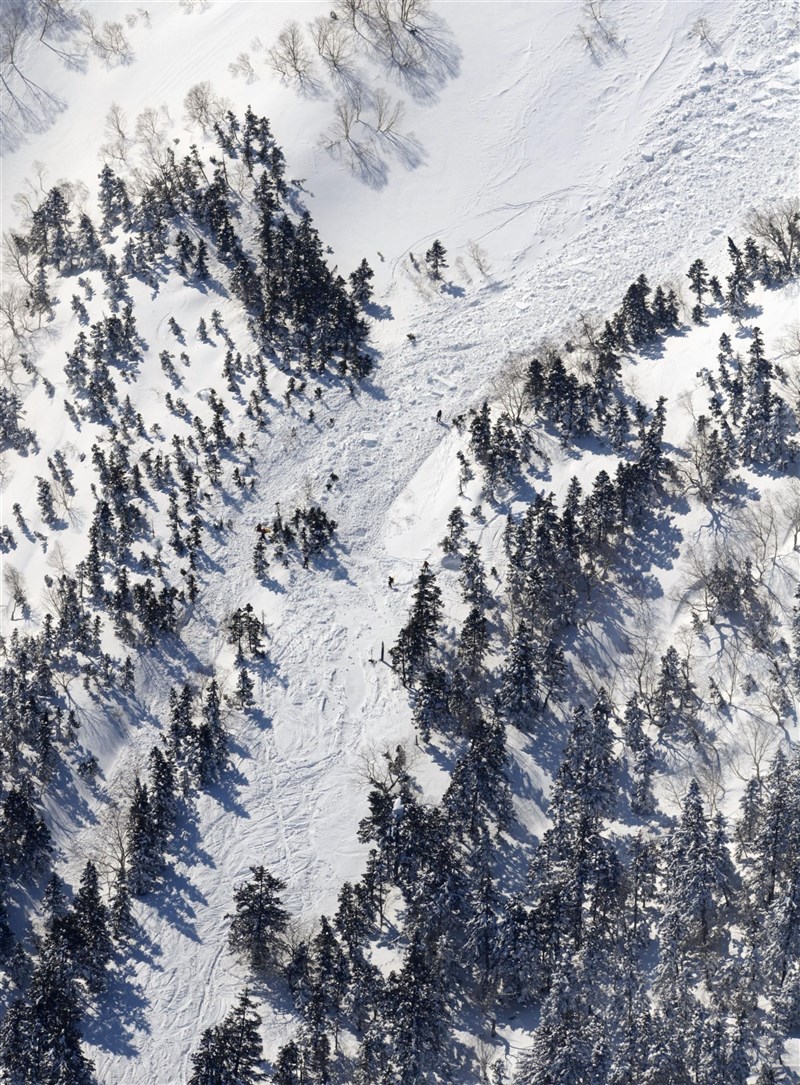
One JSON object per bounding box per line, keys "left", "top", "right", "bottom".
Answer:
{"left": 312, "top": 542, "right": 351, "bottom": 584}
{"left": 382, "top": 10, "right": 461, "bottom": 105}
{"left": 243, "top": 705, "right": 273, "bottom": 732}
{"left": 204, "top": 737, "right": 252, "bottom": 818}
{"left": 562, "top": 596, "right": 637, "bottom": 687}
{"left": 616, "top": 504, "right": 684, "bottom": 582}
{"left": 145, "top": 635, "right": 210, "bottom": 687}
{"left": 82, "top": 957, "right": 153, "bottom": 1057}
{"left": 145, "top": 867, "right": 208, "bottom": 944}
{"left": 633, "top": 324, "right": 691, "bottom": 364}
{"left": 39, "top": 753, "right": 99, "bottom": 834}
{"left": 171, "top": 800, "right": 216, "bottom": 870}
{"left": 249, "top": 973, "right": 299, "bottom": 1022}
{"left": 364, "top": 300, "right": 393, "bottom": 321}
{"left": 492, "top": 813, "right": 541, "bottom": 900}
{"left": 487, "top": 463, "right": 554, "bottom": 516}
{"left": 351, "top": 377, "right": 389, "bottom": 404}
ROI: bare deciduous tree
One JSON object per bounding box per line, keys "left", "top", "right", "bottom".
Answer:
{"left": 576, "top": 24, "right": 599, "bottom": 60}
{"left": 617, "top": 599, "right": 660, "bottom": 710}
{"left": 2, "top": 236, "right": 36, "bottom": 292}
{"left": 310, "top": 16, "right": 354, "bottom": 71}
{"left": 183, "top": 81, "right": 227, "bottom": 133}
{"left": 2, "top": 563, "right": 28, "bottom": 621}
{"left": 323, "top": 92, "right": 364, "bottom": 149}
{"left": 690, "top": 17, "right": 714, "bottom": 48}
{"left": 101, "top": 101, "right": 130, "bottom": 165}
{"left": 1, "top": 2, "right": 65, "bottom": 128}
{"left": 728, "top": 712, "right": 779, "bottom": 784}
{"left": 356, "top": 741, "right": 416, "bottom": 795}
{"left": 79, "top": 12, "right": 133, "bottom": 65}
{"left": 33, "top": 0, "right": 85, "bottom": 67}
{"left": 372, "top": 0, "right": 423, "bottom": 70}
{"left": 783, "top": 478, "right": 800, "bottom": 551}
{"left": 745, "top": 197, "right": 800, "bottom": 278}
{"left": 229, "top": 52, "right": 257, "bottom": 83}
{"left": 267, "top": 21, "right": 315, "bottom": 82}
{"left": 735, "top": 498, "right": 781, "bottom": 583}
{"left": 466, "top": 239, "right": 490, "bottom": 278}
{"left": 695, "top": 753, "right": 725, "bottom": 815}
{"left": 370, "top": 86, "right": 404, "bottom": 134}
{"left": 581, "top": 0, "right": 621, "bottom": 47}
{"left": 397, "top": 0, "right": 429, "bottom": 26}
{"left": 334, "top": 0, "right": 373, "bottom": 30}
{"left": 776, "top": 318, "right": 800, "bottom": 360}
{"left": 488, "top": 353, "right": 531, "bottom": 427}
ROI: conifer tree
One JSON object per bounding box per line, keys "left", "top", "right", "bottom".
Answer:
{"left": 424, "top": 239, "right": 447, "bottom": 279}
{"left": 662, "top": 779, "right": 733, "bottom": 949}
{"left": 390, "top": 564, "right": 443, "bottom": 686}
{"left": 725, "top": 237, "right": 752, "bottom": 320}
{"left": 498, "top": 621, "right": 541, "bottom": 724}
{"left": 349, "top": 258, "right": 374, "bottom": 308}
{"left": 227, "top": 866, "right": 289, "bottom": 973}
{"left": 127, "top": 777, "right": 162, "bottom": 895}
{"left": 71, "top": 860, "right": 113, "bottom": 993}
{"left": 688, "top": 258, "right": 709, "bottom": 310}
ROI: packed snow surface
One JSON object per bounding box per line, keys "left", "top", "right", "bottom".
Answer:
{"left": 1, "top": 0, "right": 799, "bottom": 1081}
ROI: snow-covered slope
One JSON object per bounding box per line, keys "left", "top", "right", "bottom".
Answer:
{"left": 1, "top": 1, "right": 799, "bottom": 1083}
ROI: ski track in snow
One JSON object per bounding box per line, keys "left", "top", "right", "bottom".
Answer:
{"left": 1, "top": 0, "right": 798, "bottom": 1079}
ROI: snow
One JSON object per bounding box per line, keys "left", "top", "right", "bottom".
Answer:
{"left": 1, "top": 0, "right": 799, "bottom": 1080}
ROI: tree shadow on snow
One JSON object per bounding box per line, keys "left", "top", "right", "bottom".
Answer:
{"left": 383, "top": 12, "right": 462, "bottom": 105}
{"left": 243, "top": 705, "right": 273, "bottom": 733}
{"left": 364, "top": 300, "right": 393, "bottom": 321}
{"left": 205, "top": 738, "right": 252, "bottom": 818}
{"left": 171, "top": 801, "right": 216, "bottom": 870}
{"left": 82, "top": 960, "right": 152, "bottom": 1057}
{"left": 145, "top": 869, "right": 208, "bottom": 944}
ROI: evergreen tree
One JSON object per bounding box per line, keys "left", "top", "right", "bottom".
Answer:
{"left": 271, "top": 1040, "right": 306, "bottom": 1085}
{"left": 188, "top": 989, "right": 265, "bottom": 1085}
{"left": 499, "top": 621, "right": 541, "bottom": 724}
{"left": 218, "top": 989, "right": 265, "bottom": 1084}
{"left": 386, "top": 929, "right": 450, "bottom": 1085}
{"left": 515, "top": 952, "right": 604, "bottom": 1085}
{"left": 440, "top": 505, "right": 467, "bottom": 554}
{"left": 460, "top": 540, "right": 488, "bottom": 607}
{"left": 41, "top": 871, "right": 71, "bottom": 936}
{"left": 110, "top": 865, "right": 134, "bottom": 941}
{"left": 662, "top": 779, "right": 733, "bottom": 949}
{"left": 458, "top": 606, "right": 489, "bottom": 675}
{"left": 349, "top": 258, "right": 374, "bottom": 308}
{"left": 227, "top": 866, "right": 289, "bottom": 973}
{"left": 551, "top": 695, "right": 618, "bottom": 825}
{"left": 10, "top": 938, "right": 96, "bottom": 1084}
{"left": 188, "top": 1027, "right": 227, "bottom": 1085}
{"left": 390, "top": 564, "right": 443, "bottom": 686}
{"left": 424, "top": 239, "right": 448, "bottom": 279}
{"left": 688, "top": 258, "right": 709, "bottom": 309}
{"left": 725, "top": 237, "right": 752, "bottom": 320}
{"left": 234, "top": 667, "right": 255, "bottom": 710}
{"left": 71, "top": 860, "right": 113, "bottom": 993}
{"left": 622, "top": 274, "right": 656, "bottom": 348}
{"left": 127, "top": 777, "right": 162, "bottom": 895}
{"left": 189, "top": 677, "right": 228, "bottom": 784}
{"left": 751, "top": 747, "right": 800, "bottom": 905}
{"left": 0, "top": 778, "right": 53, "bottom": 880}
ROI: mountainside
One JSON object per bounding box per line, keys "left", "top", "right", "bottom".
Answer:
{"left": 1, "top": 2, "right": 799, "bottom": 1084}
